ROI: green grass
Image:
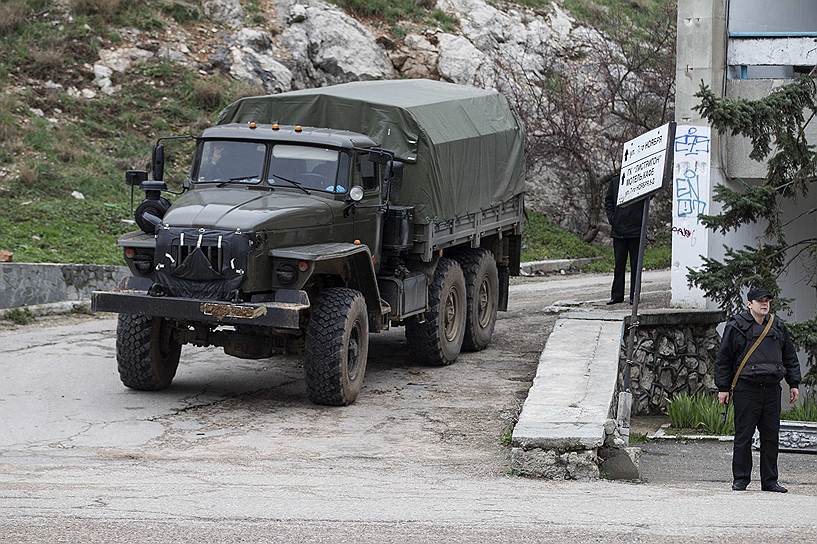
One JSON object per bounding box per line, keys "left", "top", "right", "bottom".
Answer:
{"left": 328, "top": 0, "right": 459, "bottom": 32}
{"left": 3, "top": 307, "right": 36, "bottom": 325}
{"left": 667, "top": 393, "right": 817, "bottom": 433}
{"left": 667, "top": 393, "right": 735, "bottom": 436}
{"left": 522, "top": 211, "right": 671, "bottom": 273}
{"left": 500, "top": 422, "right": 515, "bottom": 446}
{"left": 629, "top": 432, "right": 649, "bottom": 444}
{"left": 0, "top": 13, "right": 262, "bottom": 264}
{"left": 782, "top": 397, "right": 817, "bottom": 422}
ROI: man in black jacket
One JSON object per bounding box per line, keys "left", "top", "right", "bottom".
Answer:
{"left": 716, "top": 287, "right": 801, "bottom": 493}
{"left": 604, "top": 173, "right": 644, "bottom": 304}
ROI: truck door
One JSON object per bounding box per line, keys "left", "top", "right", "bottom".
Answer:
{"left": 353, "top": 153, "right": 382, "bottom": 271}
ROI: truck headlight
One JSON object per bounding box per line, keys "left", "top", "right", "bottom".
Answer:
{"left": 276, "top": 263, "right": 297, "bottom": 284}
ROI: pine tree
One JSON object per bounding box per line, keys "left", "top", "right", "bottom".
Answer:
{"left": 687, "top": 78, "right": 817, "bottom": 385}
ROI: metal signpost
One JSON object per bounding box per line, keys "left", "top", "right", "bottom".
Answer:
{"left": 616, "top": 122, "right": 676, "bottom": 442}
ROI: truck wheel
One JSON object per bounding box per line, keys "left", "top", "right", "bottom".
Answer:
{"left": 304, "top": 288, "right": 369, "bottom": 406}
{"left": 459, "top": 249, "right": 499, "bottom": 352}
{"left": 405, "top": 257, "right": 466, "bottom": 366}
{"left": 116, "top": 314, "right": 181, "bottom": 391}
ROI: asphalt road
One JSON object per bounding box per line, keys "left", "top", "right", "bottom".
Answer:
{"left": 2, "top": 270, "right": 817, "bottom": 543}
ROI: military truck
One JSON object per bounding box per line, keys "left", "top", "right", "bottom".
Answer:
{"left": 92, "top": 79, "right": 525, "bottom": 405}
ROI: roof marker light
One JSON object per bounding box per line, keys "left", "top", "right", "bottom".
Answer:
{"left": 248, "top": 121, "right": 257, "bottom": 129}
{"left": 294, "top": 125, "right": 302, "bottom": 133}
{"left": 272, "top": 123, "right": 280, "bottom": 130}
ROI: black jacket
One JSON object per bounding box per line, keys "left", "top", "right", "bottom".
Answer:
{"left": 715, "top": 310, "right": 801, "bottom": 392}
{"left": 604, "top": 174, "right": 644, "bottom": 239}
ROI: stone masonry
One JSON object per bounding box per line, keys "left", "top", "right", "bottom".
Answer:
{"left": 618, "top": 309, "right": 724, "bottom": 415}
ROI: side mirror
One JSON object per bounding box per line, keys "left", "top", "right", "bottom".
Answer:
{"left": 151, "top": 143, "right": 165, "bottom": 181}
{"left": 386, "top": 161, "right": 404, "bottom": 202}
{"left": 367, "top": 149, "right": 391, "bottom": 165}
{"left": 125, "top": 170, "right": 148, "bottom": 186}
{"left": 348, "top": 186, "right": 364, "bottom": 202}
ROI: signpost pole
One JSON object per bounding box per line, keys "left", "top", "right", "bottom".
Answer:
{"left": 617, "top": 196, "right": 652, "bottom": 442}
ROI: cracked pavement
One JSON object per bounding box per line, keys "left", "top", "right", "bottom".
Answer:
{"left": 2, "top": 270, "right": 817, "bottom": 543}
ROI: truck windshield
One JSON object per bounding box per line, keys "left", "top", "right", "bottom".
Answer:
{"left": 196, "top": 140, "right": 265, "bottom": 183}
{"left": 269, "top": 145, "right": 343, "bottom": 193}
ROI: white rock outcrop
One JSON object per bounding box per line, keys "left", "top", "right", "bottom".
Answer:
{"left": 279, "top": 1, "right": 395, "bottom": 88}
{"left": 202, "top": 0, "right": 244, "bottom": 27}
{"left": 436, "top": 33, "right": 491, "bottom": 86}
{"left": 223, "top": 28, "right": 293, "bottom": 93}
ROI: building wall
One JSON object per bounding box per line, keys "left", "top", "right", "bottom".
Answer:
{"left": 673, "top": 1, "right": 815, "bottom": 392}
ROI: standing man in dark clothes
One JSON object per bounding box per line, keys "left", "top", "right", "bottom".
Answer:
{"left": 604, "top": 173, "right": 644, "bottom": 305}
{"left": 716, "top": 287, "right": 801, "bottom": 493}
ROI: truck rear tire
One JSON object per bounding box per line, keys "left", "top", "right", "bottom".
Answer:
{"left": 458, "top": 249, "right": 499, "bottom": 352}
{"left": 304, "top": 288, "right": 369, "bottom": 406}
{"left": 116, "top": 314, "right": 181, "bottom": 391}
{"left": 405, "top": 257, "right": 466, "bottom": 366}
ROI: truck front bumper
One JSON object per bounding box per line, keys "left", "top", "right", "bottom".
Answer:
{"left": 91, "top": 290, "right": 309, "bottom": 330}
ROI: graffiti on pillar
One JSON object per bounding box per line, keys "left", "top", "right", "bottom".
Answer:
{"left": 674, "top": 126, "right": 710, "bottom": 157}
{"left": 673, "top": 126, "right": 711, "bottom": 225}
{"left": 676, "top": 162, "right": 708, "bottom": 218}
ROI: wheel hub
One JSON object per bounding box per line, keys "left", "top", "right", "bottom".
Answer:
{"left": 477, "top": 277, "right": 492, "bottom": 328}
{"left": 444, "top": 287, "right": 461, "bottom": 342}
{"left": 347, "top": 322, "right": 361, "bottom": 380}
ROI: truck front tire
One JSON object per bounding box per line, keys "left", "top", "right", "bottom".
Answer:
{"left": 459, "top": 249, "right": 499, "bottom": 352}
{"left": 116, "top": 314, "right": 181, "bottom": 391}
{"left": 304, "top": 288, "right": 369, "bottom": 406}
{"left": 405, "top": 257, "right": 466, "bottom": 366}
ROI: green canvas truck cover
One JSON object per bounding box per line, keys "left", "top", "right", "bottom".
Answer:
{"left": 217, "top": 79, "right": 525, "bottom": 224}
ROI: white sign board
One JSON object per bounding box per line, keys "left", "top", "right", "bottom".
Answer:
{"left": 617, "top": 123, "right": 674, "bottom": 206}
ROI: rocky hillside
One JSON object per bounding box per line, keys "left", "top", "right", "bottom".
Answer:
{"left": 0, "top": 0, "right": 673, "bottom": 263}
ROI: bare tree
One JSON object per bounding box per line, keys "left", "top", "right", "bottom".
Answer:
{"left": 491, "top": 2, "right": 676, "bottom": 240}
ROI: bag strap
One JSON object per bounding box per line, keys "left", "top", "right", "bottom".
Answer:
{"left": 730, "top": 314, "right": 776, "bottom": 391}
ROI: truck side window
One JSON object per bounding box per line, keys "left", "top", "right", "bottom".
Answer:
{"left": 356, "top": 155, "right": 379, "bottom": 192}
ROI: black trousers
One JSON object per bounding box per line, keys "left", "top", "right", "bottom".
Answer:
{"left": 732, "top": 381, "right": 781, "bottom": 487}
{"left": 611, "top": 237, "right": 639, "bottom": 301}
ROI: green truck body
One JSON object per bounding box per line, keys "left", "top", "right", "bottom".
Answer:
{"left": 92, "top": 79, "right": 526, "bottom": 405}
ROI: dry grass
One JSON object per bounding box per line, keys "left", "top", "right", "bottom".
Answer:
{"left": 69, "top": 0, "right": 123, "bottom": 17}
{"left": 29, "top": 47, "right": 65, "bottom": 78}
{"left": 191, "top": 78, "right": 225, "bottom": 110}
{"left": 0, "top": 1, "right": 30, "bottom": 34}
{"left": 0, "top": 95, "right": 19, "bottom": 145}
{"left": 17, "top": 163, "right": 39, "bottom": 185}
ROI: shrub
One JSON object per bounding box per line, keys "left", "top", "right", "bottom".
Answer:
{"left": 4, "top": 307, "right": 35, "bottom": 325}
{"left": 782, "top": 397, "right": 817, "bottom": 422}
{"left": 191, "top": 78, "right": 225, "bottom": 110}
{"left": 667, "top": 392, "right": 735, "bottom": 435}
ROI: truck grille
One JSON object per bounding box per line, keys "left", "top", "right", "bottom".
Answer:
{"left": 176, "top": 243, "right": 223, "bottom": 272}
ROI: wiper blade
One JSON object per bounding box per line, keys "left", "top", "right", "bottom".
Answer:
{"left": 270, "top": 173, "right": 310, "bottom": 194}
{"left": 217, "top": 175, "right": 259, "bottom": 187}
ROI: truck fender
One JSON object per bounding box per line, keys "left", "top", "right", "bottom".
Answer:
{"left": 270, "top": 243, "right": 383, "bottom": 330}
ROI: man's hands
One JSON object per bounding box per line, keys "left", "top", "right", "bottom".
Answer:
{"left": 718, "top": 392, "right": 730, "bottom": 405}
{"left": 790, "top": 388, "right": 799, "bottom": 404}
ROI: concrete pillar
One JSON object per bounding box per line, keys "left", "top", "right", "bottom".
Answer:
{"left": 672, "top": 0, "right": 726, "bottom": 308}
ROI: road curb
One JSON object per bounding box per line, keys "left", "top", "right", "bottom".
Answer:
{"left": 519, "top": 257, "right": 601, "bottom": 276}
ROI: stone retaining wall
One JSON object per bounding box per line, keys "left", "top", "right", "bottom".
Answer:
{"left": 618, "top": 309, "right": 724, "bottom": 415}
{"left": 0, "top": 263, "right": 129, "bottom": 309}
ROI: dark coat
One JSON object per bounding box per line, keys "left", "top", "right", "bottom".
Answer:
{"left": 604, "top": 174, "right": 644, "bottom": 239}
{"left": 715, "top": 310, "right": 801, "bottom": 392}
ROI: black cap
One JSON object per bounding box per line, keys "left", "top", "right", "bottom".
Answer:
{"left": 747, "top": 287, "right": 773, "bottom": 301}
